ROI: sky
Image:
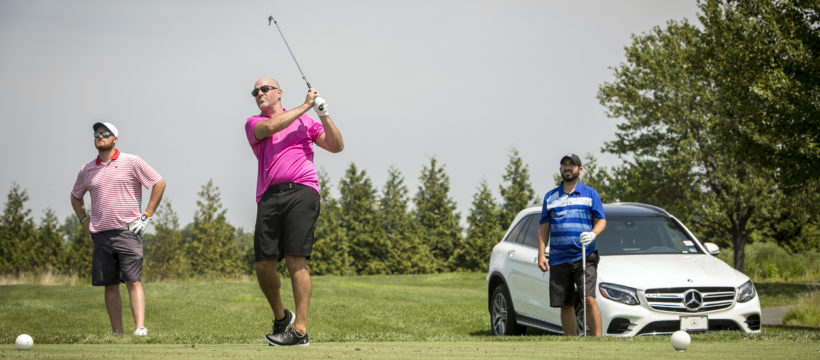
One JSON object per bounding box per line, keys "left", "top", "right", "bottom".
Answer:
{"left": 0, "top": 0, "right": 700, "bottom": 231}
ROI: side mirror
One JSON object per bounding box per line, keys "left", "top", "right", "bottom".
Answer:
{"left": 704, "top": 242, "right": 720, "bottom": 255}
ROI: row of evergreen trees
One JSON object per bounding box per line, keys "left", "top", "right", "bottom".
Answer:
{"left": 0, "top": 151, "right": 538, "bottom": 279}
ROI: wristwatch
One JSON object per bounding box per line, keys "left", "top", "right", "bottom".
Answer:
{"left": 141, "top": 213, "right": 149, "bottom": 221}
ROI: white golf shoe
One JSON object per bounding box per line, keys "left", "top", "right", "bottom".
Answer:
{"left": 133, "top": 327, "right": 148, "bottom": 336}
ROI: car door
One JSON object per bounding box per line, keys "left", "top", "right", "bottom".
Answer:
{"left": 506, "top": 214, "right": 552, "bottom": 319}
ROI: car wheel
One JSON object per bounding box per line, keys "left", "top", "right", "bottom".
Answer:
{"left": 490, "top": 283, "right": 525, "bottom": 336}
{"left": 574, "top": 302, "right": 587, "bottom": 336}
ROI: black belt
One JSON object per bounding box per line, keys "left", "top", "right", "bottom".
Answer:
{"left": 266, "top": 182, "right": 299, "bottom": 194}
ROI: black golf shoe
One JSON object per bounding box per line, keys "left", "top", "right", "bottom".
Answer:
{"left": 270, "top": 309, "right": 295, "bottom": 337}
{"left": 266, "top": 327, "right": 309, "bottom": 346}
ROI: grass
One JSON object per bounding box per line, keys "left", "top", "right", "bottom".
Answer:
{"left": 0, "top": 273, "right": 818, "bottom": 359}
{"left": 1, "top": 337, "right": 819, "bottom": 360}
{"left": 784, "top": 291, "right": 820, "bottom": 328}
{"left": 0, "top": 273, "right": 488, "bottom": 344}
{"left": 755, "top": 282, "right": 819, "bottom": 307}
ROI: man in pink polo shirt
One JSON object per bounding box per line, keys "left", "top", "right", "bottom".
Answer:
{"left": 245, "top": 78, "right": 343, "bottom": 346}
{"left": 70, "top": 122, "right": 166, "bottom": 336}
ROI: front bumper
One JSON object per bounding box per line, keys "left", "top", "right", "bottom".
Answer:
{"left": 600, "top": 294, "right": 762, "bottom": 336}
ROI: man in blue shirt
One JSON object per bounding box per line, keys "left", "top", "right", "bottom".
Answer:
{"left": 538, "top": 153, "right": 606, "bottom": 336}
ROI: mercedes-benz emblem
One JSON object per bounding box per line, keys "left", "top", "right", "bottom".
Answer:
{"left": 683, "top": 289, "right": 703, "bottom": 311}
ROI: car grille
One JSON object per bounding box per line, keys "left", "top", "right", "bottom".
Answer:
{"left": 637, "top": 319, "right": 742, "bottom": 335}
{"left": 644, "top": 287, "right": 735, "bottom": 312}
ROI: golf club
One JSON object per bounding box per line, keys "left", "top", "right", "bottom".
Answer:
{"left": 582, "top": 243, "right": 587, "bottom": 337}
{"left": 267, "top": 15, "right": 325, "bottom": 112}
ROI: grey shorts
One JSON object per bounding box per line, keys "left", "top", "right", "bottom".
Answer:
{"left": 254, "top": 183, "right": 321, "bottom": 262}
{"left": 91, "top": 230, "right": 144, "bottom": 286}
{"left": 549, "top": 251, "right": 599, "bottom": 307}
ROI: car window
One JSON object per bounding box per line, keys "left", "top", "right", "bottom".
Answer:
{"left": 520, "top": 215, "right": 541, "bottom": 248}
{"left": 504, "top": 215, "right": 530, "bottom": 243}
{"left": 596, "top": 216, "right": 703, "bottom": 255}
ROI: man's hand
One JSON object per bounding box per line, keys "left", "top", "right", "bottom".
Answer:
{"left": 313, "top": 97, "right": 329, "bottom": 117}
{"left": 579, "top": 231, "right": 596, "bottom": 246}
{"left": 80, "top": 215, "right": 90, "bottom": 232}
{"left": 130, "top": 213, "right": 152, "bottom": 236}
{"left": 304, "top": 88, "right": 319, "bottom": 107}
{"left": 538, "top": 255, "right": 549, "bottom": 272}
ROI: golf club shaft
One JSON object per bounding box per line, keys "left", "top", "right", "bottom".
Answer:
{"left": 268, "top": 16, "right": 312, "bottom": 89}
{"left": 582, "top": 244, "right": 587, "bottom": 337}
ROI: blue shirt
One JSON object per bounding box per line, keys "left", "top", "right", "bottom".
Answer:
{"left": 540, "top": 181, "right": 605, "bottom": 266}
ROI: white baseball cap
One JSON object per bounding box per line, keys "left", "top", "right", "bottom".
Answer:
{"left": 92, "top": 122, "right": 119, "bottom": 138}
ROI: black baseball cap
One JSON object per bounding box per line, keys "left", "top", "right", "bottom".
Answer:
{"left": 560, "top": 153, "right": 582, "bottom": 167}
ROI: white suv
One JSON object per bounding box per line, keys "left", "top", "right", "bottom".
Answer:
{"left": 487, "top": 203, "right": 761, "bottom": 336}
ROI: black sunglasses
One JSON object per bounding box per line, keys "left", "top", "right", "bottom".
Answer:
{"left": 94, "top": 131, "right": 113, "bottom": 138}
{"left": 252, "top": 85, "right": 278, "bottom": 97}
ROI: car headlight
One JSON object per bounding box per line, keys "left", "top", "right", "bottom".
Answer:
{"left": 599, "top": 283, "right": 639, "bottom": 305}
{"left": 737, "top": 280, "right": 756, "bottom": 303}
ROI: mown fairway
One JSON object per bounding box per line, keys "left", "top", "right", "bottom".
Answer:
{"left": 1, "top": 273, "right": 818, "bottom": 359}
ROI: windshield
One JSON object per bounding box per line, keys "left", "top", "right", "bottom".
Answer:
{"left": 596, "top": 216, "right": 704, "bottom": 255}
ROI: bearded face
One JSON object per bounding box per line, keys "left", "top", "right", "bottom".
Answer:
{"left": 93, "top": 128, "right": 116, "bottom": 151}
{"left": 560, "top": 160, "right": 581, "bottom": 182}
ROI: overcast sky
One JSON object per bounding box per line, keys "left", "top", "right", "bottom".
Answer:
{"left": 0, "top": 0, "right": 699, "bottom": 231}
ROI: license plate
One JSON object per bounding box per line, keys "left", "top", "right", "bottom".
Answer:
{"left": 680, "top": 315, "right": 708, "bottom": 331}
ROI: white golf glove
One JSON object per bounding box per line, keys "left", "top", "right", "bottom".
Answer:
{"left": 579, "top": 231, "right": 596, "bottom": 246}
{"left": 129, "top": 213, "right": 151, "bottom": 236}
{"left": 313, "top": 97, "right": 329, "bottom": 117}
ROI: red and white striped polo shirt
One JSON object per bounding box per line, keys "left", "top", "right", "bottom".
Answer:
{"left": 71, "top": 149, "right": 163, "bottom": 233}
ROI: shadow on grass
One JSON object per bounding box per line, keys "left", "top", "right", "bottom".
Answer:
{"left": 469, "top": 328, "right": 561, "bottom": 337}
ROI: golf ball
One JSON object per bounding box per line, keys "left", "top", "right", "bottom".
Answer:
{"left": 670, "top": 330, "right": 691, "bottom": 351}
{"left": 15, "top": 334, "right": 33, "bottom": 350}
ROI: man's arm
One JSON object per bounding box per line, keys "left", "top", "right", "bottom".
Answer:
{"left": 314, "top": 115, "right": 344, "bottom": 153}
{"left": 253, "top": 89, "right": 318, "bottom": 140}
{"left": 143, "top": 179, "right": 166, "bottom": 217}
{"left": 591, "top": 218, "right": 606, "bottom": 237}
{"left": 538, "top": 222, "right": 550, "bottom": 272}
{"left": 70, "top": 194, "right": 90, "bottom": 231}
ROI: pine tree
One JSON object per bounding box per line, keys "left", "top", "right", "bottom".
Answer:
{"left": 35, "top": 209, "right": 64, "bottom": 272}
{"left": 0, "top": 184, "right": 38, "bottom": 273}
{"left": 188, "top": 179, "right": 240, "bottom": 275}
{"left": 338, "top": 163, "right": 386, "bottom": 274}
{"left": 143, "top": 201, "right": 186, "bottom": 280}
{"left": 310, "top": 169, "right": 353, "bottom": 275}
{"left": 453, "top": 181, "right": 505, "bottom": 271}
{"left": 499, "top": 149, "right": 535, "bottom": 231}
{"left": 378, "top": 167, "right": 436, "bottom": 274}
{"left": 413, "top": 157, "right": 462, "bottom": 272}
{"left": 62, "top": 215, "right": 92, "bottom": 279}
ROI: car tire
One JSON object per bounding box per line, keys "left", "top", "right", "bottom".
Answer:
{"left": 490, "top": 283, "right": 525, "bottom": 336}
{"left": 574, "top": 302, "right": 587, "bottom": 336}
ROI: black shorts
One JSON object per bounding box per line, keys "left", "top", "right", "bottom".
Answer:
{"left": 91, "top": 230, "right": 144, "bottom": 286}
{"left": 549, "top": 251, "right": 599, "bottom": 307}
{"left": 254, "top": 183, "right": 321, "bottom": 262}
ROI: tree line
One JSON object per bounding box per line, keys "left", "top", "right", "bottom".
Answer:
{"left": 0, "top": 150, "right": 537, "bottom": 279}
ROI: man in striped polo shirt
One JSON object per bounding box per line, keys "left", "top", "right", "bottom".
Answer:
{"left": 70, "top": 122, "right": 166, "bottom": 336}
{"left": 537, "top": 153, "right": 606, "bottom": 336}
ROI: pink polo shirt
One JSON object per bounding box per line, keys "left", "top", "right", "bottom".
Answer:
{"left": 245, "top": 111, "right": 324, "bottom": 202}
{"left": 71, "top": 149, "right": 163, "bottom": 233}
